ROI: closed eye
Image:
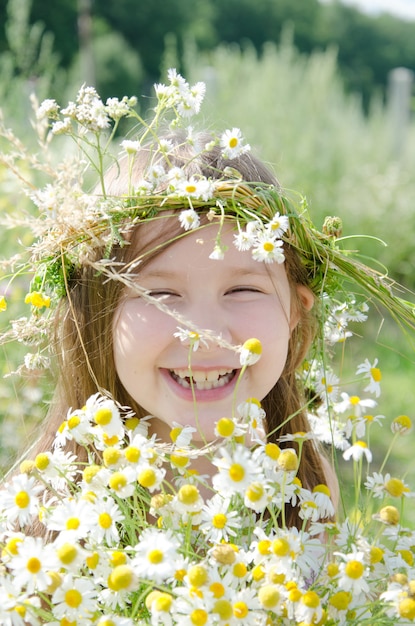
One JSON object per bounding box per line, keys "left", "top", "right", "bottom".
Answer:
{"left": 226, "top": 286, "right": 263, "bottom": 294}
{"left": 146, "top": 290, "right": 181, "bottom": 300}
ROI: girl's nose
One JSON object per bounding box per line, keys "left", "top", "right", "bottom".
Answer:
{"left": 183, "top": 302, "right": 234, "bottom": 351}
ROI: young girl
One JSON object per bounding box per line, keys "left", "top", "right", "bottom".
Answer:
{"left": 1, "top": 71, "right": 414, "bottom": 625}
{"left": 37, "top": 130, "right": 334, "bottom": 524}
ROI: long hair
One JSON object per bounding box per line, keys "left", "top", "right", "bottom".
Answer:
{"left": 29, "top": 132, "right": 330, "bottom": 527}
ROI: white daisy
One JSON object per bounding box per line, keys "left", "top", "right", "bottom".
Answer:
{"left": 220, "top": 128, "right": 251, "bottom": 159}
{"left": 178, "top": 208, "right": 200, "bottom": 231}
{"left": 212, "top": 445, "right": 262, "bottom": 496}
{"left": 334, "top": 392, "right": 377, "bottom": 418}
{"left": 0, "top": 474, "right": 42, "bottom": 527}
{"left": 132, "top": 528, "right": 180, "bottom": 584}
{"left": 52, "top": 574, "right": 97, "bottom": 621}
{"left": 46, "top": 497, "right": 95, "bottom": 540}
{"left": 356, "top": 358, "right": 382, "bottom": 397}
{"left": 265, "top": 213, "right": 290, "bottom": 238}
{"left": 343, "top": 441, "right": 373, "bottom": 463}
{"left": 251, "top": 236, "right": 285, "bottom": 264}
{"left": 200, "top": 495, "right": 241, "bottom": 543}
{"left": 89, "top": 497, "right": 124, "bottom": 546}
{"left": 7, "top": 536, "right": 56, "bottom": 594}
{"left": 336, "top": 551, "right": 370, "bottom": 596}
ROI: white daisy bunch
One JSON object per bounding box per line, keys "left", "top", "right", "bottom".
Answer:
{"left": 0, "top": 365, "right": 415, "bottom": 625}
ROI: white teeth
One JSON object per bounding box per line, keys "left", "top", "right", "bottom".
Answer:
{"left": 170, "top": 368, "right": 235, "bottom": 390}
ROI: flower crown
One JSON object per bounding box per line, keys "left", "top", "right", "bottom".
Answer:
{"left": 1, "top": 68, "right": 414, "bottom": 373}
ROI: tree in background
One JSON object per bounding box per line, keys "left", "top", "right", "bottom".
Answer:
{"left": 0, "top": 0, "right": 414, "bottom": 109}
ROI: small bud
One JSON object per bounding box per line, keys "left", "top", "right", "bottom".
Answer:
{"left": 322, "top": 215, "right": 343, "bottom": 238}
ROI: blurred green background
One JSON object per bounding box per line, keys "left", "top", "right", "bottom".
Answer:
{"left": 0, "top": 0, "right": 414, "bottom": 523}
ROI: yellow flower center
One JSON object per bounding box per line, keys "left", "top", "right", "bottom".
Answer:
{"left": 178, "top": 484, "right": 200, "bottom": 505}
{"left": 329, "top": 591, "right": 351, "bottom": 610}
{"left": 229, "top": 463, "right": 245, "bottom": 482}
{"left": 138, "top": 468, "right": 157, "bottom": 488}
{"left": 369, "top": 546, "right": 384, "bottom": 564}
{"left": 60, "top": 618, "right": 76, "bottom": 626}
{"left": 229, "top": 137, "right": 238, "bottom": 148}
{"left": 15, "top": 491, "right": 30, "bottom": 508}
{"left": 252, "top": 564, "right": 265, "bottom": 582}
{"left": 233, "top": 601, "right": 249, "bottom": 619}
{"left": 233, "top": 562, "right": 247, "bottom": 578}
{"left": 125, "top": 416, "right": 139, "bottom": 431}
{"left": 82, "top": 466, "right": 100, "bottom": 484}
{"left": 242, "top": 338, "right": 262, "bottom": 354}
{"left": 98, "top": 512, "right": 113, "bottom": 529}
{"left": 216, "top": 417, "right": 235, "bottom": 437}
{"left": 185, "top": 185, "right": 197, "bottom": 194}
{"left": 212, "top": 513, "right": 227, "bottom": 529}
{"left": 110, "top": 551, "right": 126, "bottom": 567}
{"left": 246, "top": 482, "right": 264, "bottom": 502}
{"left": 265, "top": 442, "right": 280, "bottom": 460}
{"left": 278, "top": 449, "right": 298, "bottom": 471}
{"left": 379, "top": 505, "right": 400, "bottom": 525}
{"left": 65, "top": 589, "right": 82, "bottom": 609}
{"left": 109, "top": 472, "right": 127, "bottom": 491}
{"left": 56, "top": 543, "right": 78, "bottom": 565}
{"left": 148, "top": 549, "right": 164, "bottom": 564}
{"left": 398, "top": 549, "right": 414, "bottom": 566}
{"left": 153, "top": 593, "right": 173, "bottom": 612}
{"left": 209, "top": 582, "right": 225, "bottom": 598}
{"left": 370, "top": 366, "right": 382, "bottom": 382}
{"left": 66, "top": 517, "right": 80, "bottom": 531}
{"left": 257, "top": 539, "right": 271, "bottom": 555}
{"left": 108, "top": 565, "right": 134, "bottom": 591}
{"left": 272, "top": 538, "right": 290, "bottom": 557}
{"left": 188, "top": 565, "right": 208, "bottom": 587}
{"left": 213, "top": 599, "right": 233, "bottom": 620}
{"left": 26, "top": 557, "right": 41, "bottom": 574}
{"left": 301, "top": 591, "right": 320, "bottom": 608}
{"left": 170, "top": 426, "right": 182, "bottom": 442}
{"left": 349, "top": 395, "right": 360, "bottom": 405}
{"left": 392, "top": 414, "right": 412, "bottom": 432}
{"left": 313, "top": 483, "right": 331, "bottom": 497}
{"left": 288, "top": 588, "right": 302, "bottom": 602}
{"left": 385, "top": 478, "right": 408, "bottom": 497}
{"left": 344, "top": 560, "right": 364, "bottom": 579}
{"left": 258, "top": 584, "right": 280, "bottom": 609}
{"left": 170, "top": 453, "right": 189, "bottom": 468}
{"left": 5, "top": 537, "right": 22, "bottom": 556}
{"left": 86, "top": 552, "right": 100, "bottom": 569}
{"left": 94, "top": 407, "right": 113, "bottom": 425}
{"left": 327, "top": 562, "right": 339, "bottom": 577}
{"left": 190, "top": 609, "right": 208, "bottom": 626}
{"left": 103, "top": 447, "right": 121, "bottom": 467}
{"left": 399, "top": 598, "right": 415, "bottom": 620}
{"left": 35, "top": 453, "right": 50, "bottom": 471}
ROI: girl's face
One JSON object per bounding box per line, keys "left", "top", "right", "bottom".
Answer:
{"left": 113, "top": 222, "right": 306, "bottom": 443}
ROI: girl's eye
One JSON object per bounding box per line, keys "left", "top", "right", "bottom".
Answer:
{"left": 226, "top": 287, "right": 262, "bottom": 295}
{"left": 147, "top": 290, "right": 180, "bottom": 300}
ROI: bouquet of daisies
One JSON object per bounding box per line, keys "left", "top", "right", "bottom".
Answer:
{"left": 0, "top": 340, "right": 414, "bottom": 626}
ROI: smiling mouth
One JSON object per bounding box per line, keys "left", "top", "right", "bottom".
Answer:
{"left": 169, "top": 368, "right": 237, "bottom": 390}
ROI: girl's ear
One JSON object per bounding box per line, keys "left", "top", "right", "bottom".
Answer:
{"left": 290, "top": 285, "right": 314, "bottom": 331}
